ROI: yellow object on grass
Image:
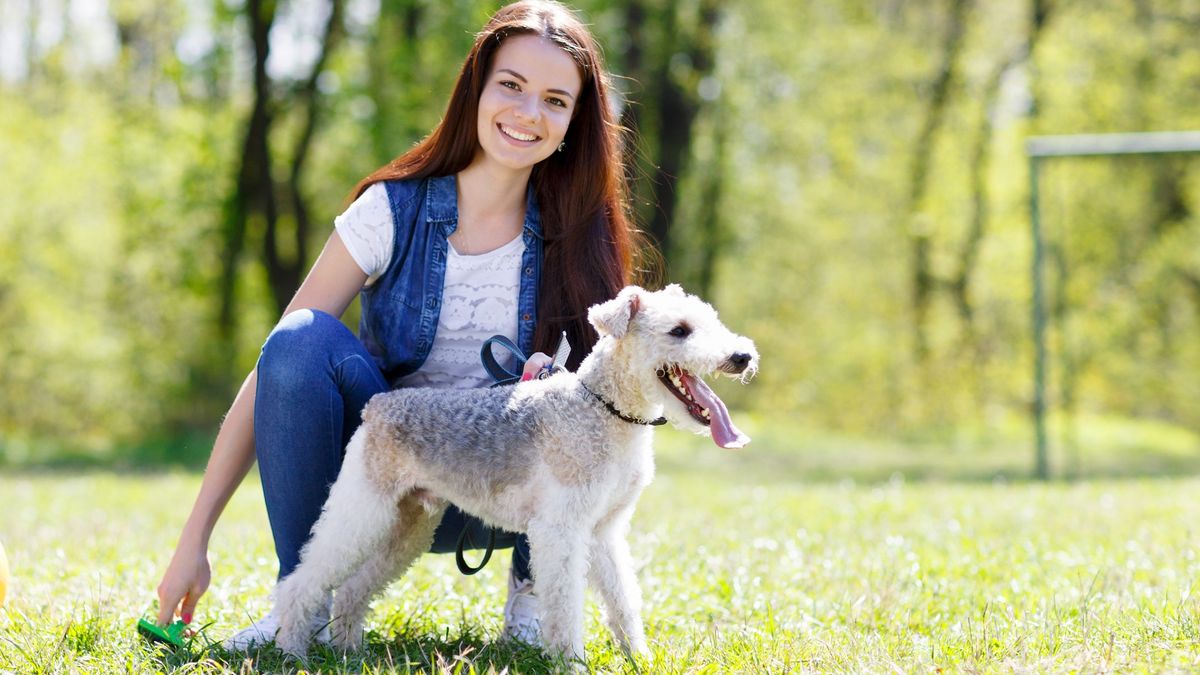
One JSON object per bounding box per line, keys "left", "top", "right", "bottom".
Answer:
{"left": 0, "top": 540, "right": 8, "bottom": 607}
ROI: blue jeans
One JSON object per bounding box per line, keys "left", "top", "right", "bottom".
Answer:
{"left": 254, "top": 309, "right": 531, "bottom": 580}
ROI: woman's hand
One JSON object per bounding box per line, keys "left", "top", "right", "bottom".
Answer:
{"left": 520, "top": 352, "right": 553, "bottom": 381}
{"left": 155, "top": 537, "right": 211, "bottom": 626}
{"left": 149, "top": 232, "right": 366, "bottom": 628}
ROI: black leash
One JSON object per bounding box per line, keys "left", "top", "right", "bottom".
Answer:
{"left": 479, "top": 335, "right": 526, "bottom": 387}
{"left": 455, "top": 525, "right": 496, "bottom": 575}
{"left": 453, "top": 335, "right": 531, "bottom": 575}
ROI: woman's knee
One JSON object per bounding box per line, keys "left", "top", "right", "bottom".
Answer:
{"left": 257, "top": 309, "right": 353, "bottom": 386}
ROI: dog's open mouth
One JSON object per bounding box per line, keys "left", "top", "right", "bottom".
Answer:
{"left": 658, "top": 365, "right": 750, "bottom": 449}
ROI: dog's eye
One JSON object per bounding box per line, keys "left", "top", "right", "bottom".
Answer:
{"left": 668, "top": 325, "right": 690, "bottom": 338}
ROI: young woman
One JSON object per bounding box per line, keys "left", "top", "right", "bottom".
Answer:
{"left": 154, "top": 0, "right": 647, "bottom": 649}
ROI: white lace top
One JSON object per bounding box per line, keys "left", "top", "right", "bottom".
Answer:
{"left": 335, "top": 182, "right": 524, "bottom": 389}
{"left": 335, "top": 183, "right": 394, "bottom": 287}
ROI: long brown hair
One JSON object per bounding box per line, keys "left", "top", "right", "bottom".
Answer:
{"left": 349, "top": 0, "right": 650, "bottom": 367}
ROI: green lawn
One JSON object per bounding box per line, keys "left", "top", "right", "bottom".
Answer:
{"left": 1, "top": 424, "right": 1199, "bottom": 672}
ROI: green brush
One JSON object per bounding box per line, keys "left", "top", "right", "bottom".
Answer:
{"left": 136, "top": 618, "right": 187, "bottom": 648}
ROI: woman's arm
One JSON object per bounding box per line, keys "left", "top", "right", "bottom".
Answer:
{"left": 156, "top": 232, "right": 368, "bottom": 626}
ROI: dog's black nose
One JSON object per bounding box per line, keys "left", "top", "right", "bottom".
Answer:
{"left": 729, "top": 352, "right": 752, "bottom": 372}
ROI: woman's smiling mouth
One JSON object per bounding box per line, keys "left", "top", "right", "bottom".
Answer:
{"left": 499, "top": 124, "right": 540, "bottom": 143}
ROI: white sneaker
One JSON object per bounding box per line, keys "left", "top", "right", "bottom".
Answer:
{"left": 222, "top": 609, "right": 281, "bottom": 651}
{"left": 502, "top": 569, "right": 542, "bottom": 645}
{"left": 222, "top": 594, "right": 332, "bottom": 652}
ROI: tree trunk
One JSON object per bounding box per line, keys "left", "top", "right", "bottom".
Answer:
{"left": 694, "top": 98, "right": 728, "bottom": 299}
{"left": 953, "top": 0, "right": 1052, "bottom": 347}
{"left": 648, "top": 0, "right": 721, "bottom": 264}
{"left": 217, "top": 0, "right": 277, "bottom": 354}
{"left": 1182, "top": 271, "right": 1200, "bottom": 315}
{"left": 907, "top": 0, "right": 971, "bottom": 361}
{"left": 369, "top": 0, "right": 424, "bottom": 165}
{"left": 618, "top": 0, "right": 654, "bottom": 256}
{"left": 267, "top": 0, "right": 345, "bottom": 314}
{"left": 218, "top": 0, "right": 346, "bottom": 362}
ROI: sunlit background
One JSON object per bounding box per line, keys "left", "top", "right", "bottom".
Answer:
{"left": 2, "top": 0, "right": 1199, "bottom": 479}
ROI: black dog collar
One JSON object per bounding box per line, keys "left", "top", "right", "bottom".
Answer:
{"left": 580, "top": 382, "right": 667, "bottom": 426}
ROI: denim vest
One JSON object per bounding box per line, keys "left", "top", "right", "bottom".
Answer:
{"left": 358, "top": 174, "right": 544, "bottom": 383}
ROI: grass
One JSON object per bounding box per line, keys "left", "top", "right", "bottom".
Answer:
{"left": 1, "top": 420, "right": 1199, "bottom": 672}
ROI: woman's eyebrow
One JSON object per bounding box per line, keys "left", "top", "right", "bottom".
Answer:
{"left": 496, "top": 68, "right": 576, "bottom": 100}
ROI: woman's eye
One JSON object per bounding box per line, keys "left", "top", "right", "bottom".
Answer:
{"left": 546, "top": 97, "right": 567, "bottom": 108}
{"left": 668, "top": 325, "right": 690, "bottom": 338}
{"left": 500, "top": 80, "right": 520, "bottom": 91}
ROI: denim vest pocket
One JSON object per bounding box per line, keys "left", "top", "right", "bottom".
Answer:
{"left": 385, "top": 266, "right": 426, "bottom": 311}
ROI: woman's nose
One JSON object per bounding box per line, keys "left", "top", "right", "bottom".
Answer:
{"left": 514, "top": 97, "right": 539, "bottom": 123}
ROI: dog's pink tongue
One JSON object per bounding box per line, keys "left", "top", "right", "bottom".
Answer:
{"left": 682, "top": 373, "right": 750, "bottom": 449}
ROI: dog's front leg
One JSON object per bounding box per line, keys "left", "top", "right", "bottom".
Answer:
{"left": 588, "top": 510, "right": 648, "bottom": 656}
{"left": 527, "top": 517, "right": 588, "bottom": 662}
{"left": 275, "top": 430, "right": 400, "bottom": 658}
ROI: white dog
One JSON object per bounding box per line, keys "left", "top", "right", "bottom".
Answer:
{"left": 272, "top": 284, "right": 758, "bottom": 662}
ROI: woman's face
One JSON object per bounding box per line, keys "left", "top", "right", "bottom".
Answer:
{"left": 475, "top": 34, "right": 583, "bottom": 173}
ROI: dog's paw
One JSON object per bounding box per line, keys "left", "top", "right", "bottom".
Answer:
{"left": 329, "top": 620, "right": 364, "bottom": 651}
{"left": 626, "top": 640, "right": 649, "bottom": 659}
{"left": 274, "top": 628, "right": 309, "bottom": 659}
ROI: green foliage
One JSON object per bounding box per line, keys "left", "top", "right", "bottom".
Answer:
{"left": 0, "top": 82, "right": 238, "bottom": 456}
{"left": 687, "top": 0, "right": 1200, "bottom": 446}
{"left": 3, "top": 0, "right": 1200, "bottom": 471}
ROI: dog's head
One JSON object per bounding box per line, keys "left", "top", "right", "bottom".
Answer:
{"left": 588, "top": 284, "right": 759, "bottom": 448}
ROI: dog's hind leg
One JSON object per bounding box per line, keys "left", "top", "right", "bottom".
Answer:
{"left": 587, "top": 508, "right": 648, "bottom": 656}
{"left": 328, "top": 493, "right": 446, "bottom": 650}
{"left": 527, "top": 514, "right": 588, "bottom": 662}
{"left": 274, "top": 428, "right": 404, "bottom": 658}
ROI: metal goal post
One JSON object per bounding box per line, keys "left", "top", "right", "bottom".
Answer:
{"left": 1028, "top": 131, "right": 1200, "bottom": 479}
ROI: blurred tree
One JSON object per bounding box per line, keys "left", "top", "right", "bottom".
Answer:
{"left": 367, "top": 0, "right": 426, "bottom": 165}
{"left": 218, "top": 0, "right": 345, "bottom": 379}
{"left": 955, "top": 0, "right": 1052, "bottom": 348}
{"left": 907, "top": 0, "right": 971, "bottom": 362}
{"left": 617, "top": 0, "right": 722, "bottom": 282}
{"left": 4, "top": 0, "right": 1200, "bottom": 462}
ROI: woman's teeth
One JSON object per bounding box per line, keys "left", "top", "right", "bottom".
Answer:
{"left": 501, "top": 125, "right": 538, "bottom": 142}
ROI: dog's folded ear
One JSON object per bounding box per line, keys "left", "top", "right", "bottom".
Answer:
{"left": 589, "top": 286, "right": 644, "bottom": 339}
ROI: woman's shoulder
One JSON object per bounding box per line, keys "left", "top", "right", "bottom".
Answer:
{"left": 347, "top": 174, "right": 450, "bottom": 229}
{"left": 376, "top": 176, "right": 437, "bottom": 218}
